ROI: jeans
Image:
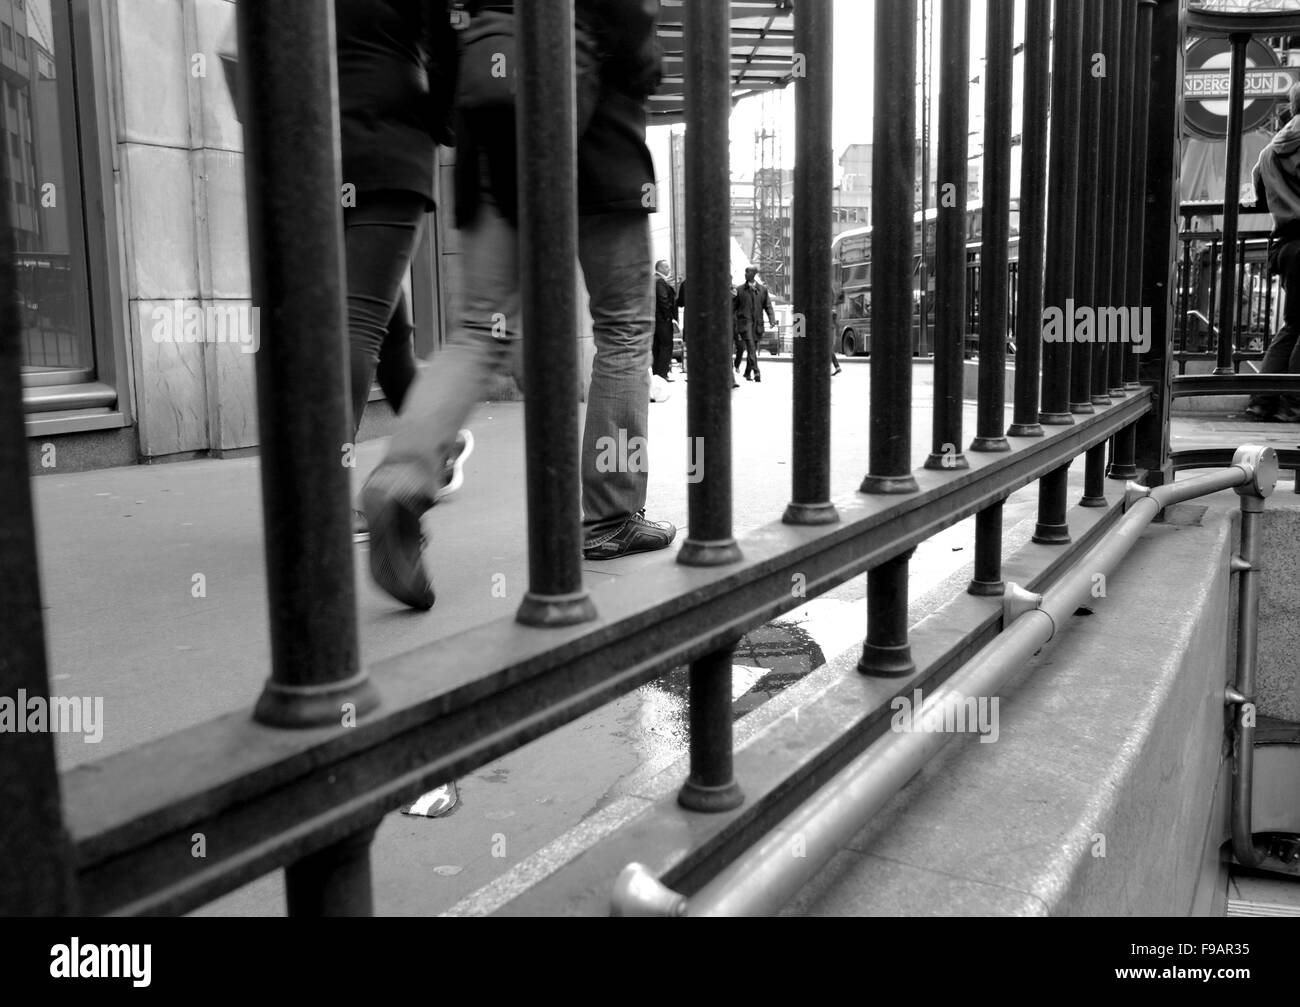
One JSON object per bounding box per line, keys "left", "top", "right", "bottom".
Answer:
{"left": 344, "top": 191, "right": 427, "bottom": 439}
{"left": 1249, "top": 237, "right": 1300, "bottom": 414}
{"left": 374, "top": 196, "right": 654, "bottom": 531}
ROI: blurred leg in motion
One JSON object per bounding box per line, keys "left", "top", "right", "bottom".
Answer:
{"left": 344, "top": 191, "right": 427, "bottom": 440}
{"left": 361, "top": 190, "right": 518, "bottom": 609}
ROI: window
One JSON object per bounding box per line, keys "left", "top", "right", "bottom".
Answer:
{"left": 16, "top": 34, "right": 25, "bottom": 59}
{"left": 2, "top": 25, "right": 11, "bottom": 50}
{"left": 16, "top": 0, "right": 109, "bottom": 393}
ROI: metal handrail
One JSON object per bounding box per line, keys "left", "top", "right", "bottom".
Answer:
{"left": 612, "top": 445, "right": 1279, "bottom": 916}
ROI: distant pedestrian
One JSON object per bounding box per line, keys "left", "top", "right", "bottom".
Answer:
{"left": 734, "top": 266, "right": 776, "bottom": 382}
{"left": 653, "top": 260, "right": 677, "bottom": 382}
{"left": 831, "top": 309, "right": 842, "bottom": 375}
{"left": 359, "top": 0, "right": 675, "bottom": 610}
{"left": 676, "top": 279, "right": 736, "bottom": 388}
{"left": 1245, "top": 83, "right": 1300, "bottom": 423}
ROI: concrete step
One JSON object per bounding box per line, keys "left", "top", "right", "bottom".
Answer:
{"left": 1226, "top": 872, "right": 1300, "bottom": 916}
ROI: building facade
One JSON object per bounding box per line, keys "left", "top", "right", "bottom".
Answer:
{"left": 9, "top": 0, "right": 466, "bottom": 472}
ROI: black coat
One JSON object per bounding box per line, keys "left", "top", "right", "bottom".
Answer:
{"left": 454, "top": 0, "right": 661, "bottom": 228}
{"left": 336, "top": 0, "right": 457, "bottom": 209}
{"left": 655, "top": 275, "right": 677, "bottom": 338}
{"left": 734, "top": 281, "right": 776, "bottom": 339}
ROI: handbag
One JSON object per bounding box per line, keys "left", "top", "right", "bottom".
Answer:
{"left": 453, "top": 9, "right": 601, "bottom": 135}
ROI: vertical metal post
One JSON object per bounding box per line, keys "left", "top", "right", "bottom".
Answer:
{"left": 1084, "top": 8, "right": 1114, "bottom": 531}
{"left": 1226, "top": 446, "right": 1275, "bottom": 868}
{"left": 1132, "top": 0, "right": 1171, "bottom": 481}
{"left": 514, "top": 0, "right": 598, "bottom": 626}
{"left": 678, "top": 645, "right": 744, "bottom": 812}
{"left": 0, "top": 169, "right": 76, "bottom": 915}
{"left": 679, "top": 0, "right": 742, "bottom": 568}
{"left": 969, "top": 0, "right": 1014, "bottom": 596}
{"left": 860, "top": 0, "right": 918, "bottom": 679}
{"left": 678, "top": 0, "right": 743, "bottom": 814}
{"left": 240, "top": 1, "right": 380, "bottom": 729}
{"left": 1008, "top": 0, "right": 1051, "bottom": 439}
{"left": 861, "top": 0, "right": 919, "bottom": 498}
{"left": 785, "top": 0, "right": 838, "bottom": 527}
{"left": 972, "top": 0, "right": 1013, "bottom": 453}
{"left": 1230, "top": 491, "right": 1263, "bottom": 868}
{"left": 859, "top": 550, "right": 917, "bottom": 677}
{"left": 1107, "top": 0, "right": 1134, "bottom": 398}
{"left": 1110, "top": 0, "right": 1142, "bottom": 479}
{"left": 1215, "top": 34, "right": 1250, "bottom": 375}
{"left": 285, "top": 824, "right": 379, "bottom": 916}
{"left": 236, "top": 0, "right": 379, "bottom": 916}
{"left": 919, "top": 0, "right": 932, "bottom": 357}
{"left": 1092, "top": 0, "right": 1120, "bottom": 408}
{"left": 1081, "top": 445, "right": 1108, "bottom": 507}
{"left": 925, "top": 0, "right": 970, "bottom": 471}
{"left": 1036, "top": 0, "right": 1083, "bottom": 545}
{"left": 969, "top": 507, "right": 1005, "bottom": 595}
{"left": 1040, "top": 0, "right": 1081, "bottom": 427}
{"left": 1070, "top": 0, "right": 1101, "bottom": 417}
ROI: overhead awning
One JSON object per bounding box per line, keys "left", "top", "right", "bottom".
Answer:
{"left": 650, "top": 1, "right": 796, "bottom": 123}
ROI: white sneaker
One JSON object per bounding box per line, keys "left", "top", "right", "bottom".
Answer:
{"left": 435, "top": 429, "right": 475, "bottom": 502}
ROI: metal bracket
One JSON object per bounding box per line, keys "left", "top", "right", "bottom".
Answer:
{"left": 1002, "top": 582, "right": 1042, "bottom": 624}
{"left": 1124, "top": 481, "right": 1151, "bottom": 511}
{"left": 1231, "top": 444, "right": 1279, "bottom": 499}
{"left": 1224, "top": 686, "right": 1249, "bottom": 706}
{"left": 1229, "top": 555, "right": 1252, "bottom": 574}
{"left": 610, "top": 863, "right": 687, "bottom": 917}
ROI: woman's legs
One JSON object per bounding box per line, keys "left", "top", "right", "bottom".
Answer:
{"left": 344, "top": 191, "right": 426, "bottom": 439}
{"left": 375, "top": 287, "right": 419, "bottom": 417}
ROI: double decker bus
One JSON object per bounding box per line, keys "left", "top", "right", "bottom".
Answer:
{"left": 831, "top": 201, "right": 1021, "bottom": 357}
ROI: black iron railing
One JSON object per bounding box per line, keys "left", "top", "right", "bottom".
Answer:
{"left": 2, "top": 0, "right": 1195, "bottom": 916}
{"left": 1175, "top": 204, "right": 1276, "bottom": 370}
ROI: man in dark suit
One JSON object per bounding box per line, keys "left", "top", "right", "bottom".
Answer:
{"left": 653, "top": 259, "right": 677, "bottom": 381}
{"left": 733, "top": 266, "right": 776, "bottom": 382}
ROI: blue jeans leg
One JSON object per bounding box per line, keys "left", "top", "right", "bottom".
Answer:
{"left": 373, "top": 197, "right": 519, "bottom": 502}
{"left": 579, "top": 212, "right": 653, "bottom": 530}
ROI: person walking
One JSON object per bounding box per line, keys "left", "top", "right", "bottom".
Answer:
{"left": 831, "top": 308, "right": 842, "bottom": 376}
{"left": 676, "top": 279, "right": 736, "bottom": 388}
{"left": 359, "top": 0, "right": 676, "bottom": 610}
{"left": 1245, "top": 84, "right": 1300, "bottom": 423}
{"left": 733, "top": 266, "right": 776, "bottom": 382}
{"left": 220, "top": 1, "right": 473, "bottom": 542}
{"left": 334, "top": 0, "right": 476, "bottom": 540}
{"left": 653, "top": 259, "right": 677, "bottom": 382}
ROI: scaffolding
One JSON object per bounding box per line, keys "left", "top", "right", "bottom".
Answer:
{"left": 751, "top": 93, "right": 787, "bottom": 297}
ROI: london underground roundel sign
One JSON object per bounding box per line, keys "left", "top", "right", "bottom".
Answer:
{"left": 1183, "top": 36, "right": 1296, "bottom": 140}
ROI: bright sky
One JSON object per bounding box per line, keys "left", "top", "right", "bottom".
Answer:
{"left": 647, "top": 0, "right": 1027, "bottom": 261}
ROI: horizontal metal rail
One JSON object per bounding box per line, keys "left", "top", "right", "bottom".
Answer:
{"left": 1184, "top": 7, "right": 1300, "bottom": 37}
{"left": 62, "top": 394, "right": 1149, "bottom": 915}
{"left": 1172, "top": 374, "right": 1300, "bottom": 398}
{"left": 1172, "top": 447, "right": 1300, "bottom": 474}
{"left": 1172, "top": 351, "right": 1264, "bottom": 364}
{"left": 1180, "top": 202, "right": 1260, "bottom": 219}
{"left": 613, "top": 445, "right": 1279, "bottom": 917}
